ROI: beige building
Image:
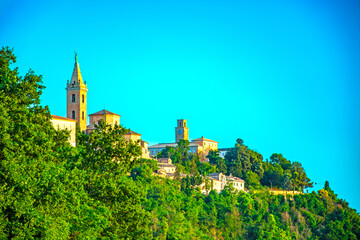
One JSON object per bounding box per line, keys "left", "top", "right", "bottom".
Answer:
{"left": 86, "top": 109, "right": 150, "bottom": 159}
{"left": 124, "top": 130, "right": 150, "bottom": 159}
{"left": 86, "top": 109, "right": 120, "bottom": 134}
{"left": 149, "top": 142, "right": 204, "bottom": 157}
{"left": 226, "top": 175, "right": 245, "bottom": 192}
{"left": 66, "top": 53, "right": 88, "bottom": 132}
{"left": 156, "top": 158, "right": 177, "bottom": 178}
{"left": 51, "top": 115, "right": 77, "bottom": 147}
{"left": 191, "top": 137, "right": 218, "bottom": 160}
{"left": 201, "top": 172, "right": 245, "bottom": 194}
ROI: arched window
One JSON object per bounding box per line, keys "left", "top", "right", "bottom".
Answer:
{"left": 82, "top": 111, "right": 84, "bottom": 120}
{"left": 97, "top": 120, "right": 101, "bottom": 125}
{"left": 115, "top": 121, "right": 118, "bottom": 125}
{"left": 82, "top": 94, "right": 84, "bottom": 103}
{"left": 72, "top": 94, "right": 76, "bottom": 102}
{"left": 71, "top": 111, "right": 76, "bottom": 119}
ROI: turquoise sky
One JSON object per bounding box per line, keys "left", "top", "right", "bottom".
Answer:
{"left": 1, "top": 0, "right": 359, "bottom": 210}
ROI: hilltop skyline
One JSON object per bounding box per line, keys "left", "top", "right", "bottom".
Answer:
{"left": 1, "top": 0, "right": 359, "bottom": 210}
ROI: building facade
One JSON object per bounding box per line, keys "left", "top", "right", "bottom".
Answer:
{"left": 156, "top": 158, "right": 177, "bottom": 178}
{"left": 191, "top": 137, "right": 219, "bottom": 160}
{"left": 86, "top": 109, "right": 149, "bottom": 158}
{"left": 201, "top": 172, "right": 245, "bottom": 194}
{"left": 51, "top": 115, "right": 77, "bottom": 147}
{"left": 66, "top": 53, "right": 88, "bottom": 132}
{"left": 86, "top": 109, "right": 120, "bottom": 134}
{"left": 149, "top": 142, "right": 204, "bottom": 157}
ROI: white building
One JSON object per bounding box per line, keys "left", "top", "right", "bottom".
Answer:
{"left": 218, "top": 148, "right": 231, "bottom": 159}
{"left": 51, "top": 115, "right": 77, "bottom": 147}
{"left": 201, "top": 172, "right": 245, "bottom": 194}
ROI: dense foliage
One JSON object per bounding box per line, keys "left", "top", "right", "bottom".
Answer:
{"left": 1, "top": 47, "right": 359, "bottom": 239}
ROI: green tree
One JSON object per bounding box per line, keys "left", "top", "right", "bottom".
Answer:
{"left": 0, "top": 47, "right": 107, "bottom": 238}
{"left": 76, "top": 122, "right": 151, "bottom": 238}
{"left": 207, "top": 150, "right": 227, "bottom": 174}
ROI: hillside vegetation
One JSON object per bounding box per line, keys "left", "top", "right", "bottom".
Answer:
{"left": 1, "top": 47, "right": 359, "bottom": 239}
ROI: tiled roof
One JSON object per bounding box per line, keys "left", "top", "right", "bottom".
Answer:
{"left": 192, "top": 136, "right": 219, "bottom": 143}
{"left": 51, "top": 115, "right": 77, "bottom": 122}
{"left": 89, "top": 109, "right": 121, "bottom": 116}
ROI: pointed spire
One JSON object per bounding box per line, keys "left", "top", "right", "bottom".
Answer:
{"left": 70, "top": 51, "right": 84, "bottom": 84}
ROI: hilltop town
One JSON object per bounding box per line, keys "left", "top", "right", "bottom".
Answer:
{"left": 51, "top": 53, "right": 244, "bottom": 193}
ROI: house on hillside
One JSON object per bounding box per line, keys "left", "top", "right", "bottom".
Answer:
{"left": 156, "top": 158, "right": 177, "bottom": 179}
{"left": 201, "top": 172, "right": 245, "bottom": 194}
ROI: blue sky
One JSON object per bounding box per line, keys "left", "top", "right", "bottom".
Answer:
{"left": 1, "top": 0, "right": 359, "bottom": 210}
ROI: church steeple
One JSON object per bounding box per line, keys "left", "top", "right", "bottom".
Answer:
{"left": 70, "top": 52, "right": 84, "bottom": 85}
{"left": 66, "top": 52, "right": 88, "bottom": 132}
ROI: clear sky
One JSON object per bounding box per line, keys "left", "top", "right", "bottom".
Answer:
{"left": 1, "top": 0, "right": 359, "bottom": 210}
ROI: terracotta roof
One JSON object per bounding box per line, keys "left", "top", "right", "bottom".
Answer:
{"left": 89, "top": 109, "right": 121, "bottom": 116}
{"left": 51, "top": 115, "right": 77, "bottom": 122}
{"left": 125, "top": 130, "right": 141, "bottom": 136}
{"left": 192, "top": 136, "right": 219, "bottom": 143}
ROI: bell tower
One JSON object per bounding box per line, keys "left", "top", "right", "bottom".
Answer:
{"left": 66, "top": 52, "right": 88, "bottom": 132}
{"left": 175, "top": 119, "right": 189, "bottom": 142}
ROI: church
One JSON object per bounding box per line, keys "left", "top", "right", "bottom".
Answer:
{"left": 51, "top": 53, "right": 149, "bottom": 158}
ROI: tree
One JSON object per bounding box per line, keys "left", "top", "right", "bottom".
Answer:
{"left": 157, "top": 146, "right": 175, "bottom": 158}
{"left": 207, "top": 150, "right": 227, "bottom": 174}
{"left": 0, "top": 47, "right": 106, "bottom": 238}
{"left": 291, "top": 161, "right": 313, "bottom": 191}
{"left": 172, "top": 139, "right": 190, "bottom": 165}
{"left": 77, "top": 120, "right": 142, "bottom": 175}
{"left": 76, "top": 121, "right": 151, "bottom": 238}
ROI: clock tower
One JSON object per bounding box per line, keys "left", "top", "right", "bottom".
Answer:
{"left": 175, "top": 119, "right": 189, "bottom": 143}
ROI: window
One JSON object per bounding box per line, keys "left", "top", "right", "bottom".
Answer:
{"left": 115, "top": 121, "right": 118, "bottom": 125}
{"left": 71, "top": 111, "right": 76, "bottom": 119}
{"left": 82, "top": 111, "right": 84, "bottom": 120}
{"left": 72, "top": 94, "right": 76, "bottom": 102}
{"left": 82, "top": 94, "right": 85, "bottom": 103}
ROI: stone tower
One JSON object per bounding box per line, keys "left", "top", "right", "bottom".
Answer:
{"left": 175, "top": 119, "right": 189, "bottom": 142}
{"left": 66, "top": 53, "right": 87, "bottom": 132}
